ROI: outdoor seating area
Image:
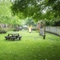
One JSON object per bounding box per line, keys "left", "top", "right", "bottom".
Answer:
{"left": 5, "top": 33, "right": 22, "bottom": 41}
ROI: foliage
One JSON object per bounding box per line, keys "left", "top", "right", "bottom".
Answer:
{"left": 0, "top": 1, "right": 11, "bottom": 24}
{"left": 11, "top": 0, "right": 60, "bottom": 26}
{"left": 0, "top": 0, "right": 60, "bottom": 26}
{"left": 0, "top": 0, "right": 21, "bottom": 25}
{"left": 25, "top": 18, "right": 35, "bottom": 26}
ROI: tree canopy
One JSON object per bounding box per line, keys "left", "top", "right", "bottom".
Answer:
{"left": 0, "top": 0, "right": 11, "bottom": 24}
{"left": 11, "top": 0, "right": 60, "bottom": 19}
{"left": 25, "top": 18, "right": 35, "bottom": 26}
{"left": 0, "top": 0, "right": 60, "bottom": 26}
{"left": 0, "top": 0, "right": 21, "bottom": 25}
{"left": 11, "top": 0, "right": 60, "bottom": 25}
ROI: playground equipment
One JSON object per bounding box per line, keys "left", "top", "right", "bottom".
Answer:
{"left": 38, "top": 20, "right": 46, "bottom": 39}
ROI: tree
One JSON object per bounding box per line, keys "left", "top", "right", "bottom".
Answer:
{"left": 0, "top": 0, "right": 22, "bottom": 26}
{"left": 0, "top": 0, "right": 12, "bottom": 24}
{"left": 25, "top": 18, "right": 35, "bottom": 26}
{"left": 11, "top": 0, "right": 60, "bottom": 26}
{"left": 11, "top": 0, "right": 60, "bottom": 19}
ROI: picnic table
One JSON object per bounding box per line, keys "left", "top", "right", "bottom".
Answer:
{"left": 5, "top": 32, "right": 22, "bottom": 41}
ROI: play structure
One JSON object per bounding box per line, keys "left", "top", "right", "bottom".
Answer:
{"left": 37, "top": 20, "right": 46, "bottom": 39}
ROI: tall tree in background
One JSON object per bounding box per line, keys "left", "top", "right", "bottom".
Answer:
{"left": 0, "top": 0, "right": 11, "bottom": 24}
{"left": 0, "top": 0, "right": 21, "bottom": 25}
{"left": 25, "top": 18, "right": 35, "bottom": 26}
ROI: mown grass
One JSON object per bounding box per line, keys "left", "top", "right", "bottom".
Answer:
{"left": 0, "top": 30, "right": 60, "bottom": 60}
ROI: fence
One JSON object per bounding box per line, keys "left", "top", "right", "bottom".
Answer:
{"left": 46, "top": 26, "right": 60, "bottom": 36}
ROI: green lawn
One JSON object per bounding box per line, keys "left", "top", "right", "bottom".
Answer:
{"left": 0, "top": 30, "right": 60, "bottom": 60}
